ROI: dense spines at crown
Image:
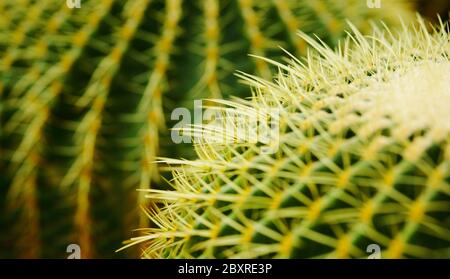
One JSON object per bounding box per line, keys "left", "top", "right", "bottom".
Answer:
{"left": 122, "top": 19, "right": 450, "bottom": 259}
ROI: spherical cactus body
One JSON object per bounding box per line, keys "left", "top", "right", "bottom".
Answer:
{"left": 123, "top": 18, "right": 450, "bottom": 259}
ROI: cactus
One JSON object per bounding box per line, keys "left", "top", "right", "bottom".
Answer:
{"left": 0, "top": 0, "right": 413, "bottom": 258}
{"left": 121, "top": 18, "right": 450, "bottom": 258}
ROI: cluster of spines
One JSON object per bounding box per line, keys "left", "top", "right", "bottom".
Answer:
{"left": 122, "top": 18, "right": 450, "bottom": 259}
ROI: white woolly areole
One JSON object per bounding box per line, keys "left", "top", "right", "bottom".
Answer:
{"left": 350, "top": 61, "right": 450, "bottom": 140}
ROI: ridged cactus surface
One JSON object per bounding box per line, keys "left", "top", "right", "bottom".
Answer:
{"left": 123, "top": 19, "right": 450, "bottom": 258}
{"left": 0, "top": 0, "right": 413, "bottom": 258}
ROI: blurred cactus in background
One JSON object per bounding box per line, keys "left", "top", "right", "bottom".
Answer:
{"left": 0, "top": 0, "right": 414, "bottom": 258}
{"left": 123, "top": 18, "right": 450, "bottom": 259}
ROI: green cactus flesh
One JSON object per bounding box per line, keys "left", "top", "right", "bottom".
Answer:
{"left": 0, "top": 0, "right": 413, "bottom": 258}
{"left": 123, "top": 19, "right": 450, "bottom": 258}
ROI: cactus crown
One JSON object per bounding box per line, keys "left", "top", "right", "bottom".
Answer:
{"left": 121, "top": 18, "right": 450, "bottom": 258}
